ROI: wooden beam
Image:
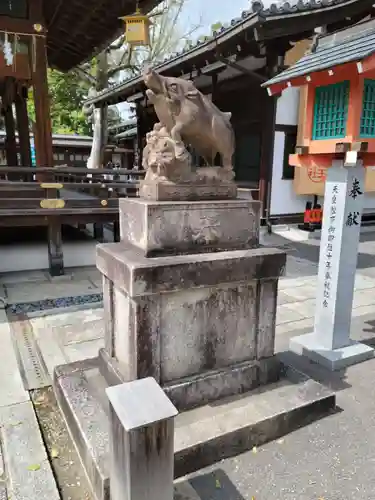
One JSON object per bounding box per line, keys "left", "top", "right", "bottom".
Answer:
{"left": 49, "top": 0, "right": 109, "bottom": 64}
{"left": 29, "top": 0, "right": 44, "bottom": 24}
{"left": 0, "top": 17, "right": 36, "bottom": 35}
{"left": 15, "top": 86, "right": 32, "bottom": 167}
{"left": 216, "top": 55, "right": 267, "bottom": 82}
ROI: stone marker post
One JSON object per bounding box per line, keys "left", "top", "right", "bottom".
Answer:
{"left": 290, "top": 158, "right": 374, "bottom": 370}
{"left": 106, "top": 377, "right": 178, "bottom": 500}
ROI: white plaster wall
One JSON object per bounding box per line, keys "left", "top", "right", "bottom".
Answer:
{"left": 275, "top": 87, "right": 300, "bottom": 125}
{"left": 270, "top": 131, "right": 311, "bottom": 216}
{"left": 270, "top": 88, "right": 313, "bottom": 216}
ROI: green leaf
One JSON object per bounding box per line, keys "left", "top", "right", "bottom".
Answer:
{"left": 27, "top": 464, "right": 41, "bottom": 472}
{"left": 10, "top": 421, "right": 23, "bottom": 427}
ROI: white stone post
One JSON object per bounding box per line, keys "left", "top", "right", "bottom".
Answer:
{"left": 106, "top": 377, "right": 178, "bottom": 500}
{"left": 290, "top": 157, "right": 374, "bottom": 370}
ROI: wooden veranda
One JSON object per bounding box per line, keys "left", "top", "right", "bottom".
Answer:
{"left": 0, "top": 166, "right": 144, "bottom": 274}
{"left": 0, "top": 0, "right": 160, "bottom": 275}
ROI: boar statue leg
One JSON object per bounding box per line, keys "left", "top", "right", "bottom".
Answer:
{"left": 170, "top": 123, "right": 189, "bottom": 159}
{"left": 222, "top": 151, "right": 234, "bottom": 172}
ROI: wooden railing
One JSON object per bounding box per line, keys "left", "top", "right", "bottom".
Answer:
{"left": 0, "top": 166, "right": 261, "bottom": 211}
{"left": 0, "top": 166, "right": 146, "bottom": 212}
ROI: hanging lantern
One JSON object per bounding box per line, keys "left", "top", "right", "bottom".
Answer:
{"left": 120, "top": 8, "right": 151, "bottom": 46}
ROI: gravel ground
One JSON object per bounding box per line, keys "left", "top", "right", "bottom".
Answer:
{"left": 31, "top": 387, "right": 93, "bottom": 500}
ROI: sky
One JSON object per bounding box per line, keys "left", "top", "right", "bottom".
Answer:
{"left": 183, "top": 0, "right": 251, "bottom": 37}
{"left": 181, "top": 0, "right": 276, "bottom": 37}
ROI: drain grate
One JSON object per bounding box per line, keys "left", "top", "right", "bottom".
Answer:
{"left": 8, "top": 314, "right": 51, "bottom": 391}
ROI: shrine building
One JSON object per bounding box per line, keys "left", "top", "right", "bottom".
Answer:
{"left": 86, "top": 0, "right": 375, "bottom": 228}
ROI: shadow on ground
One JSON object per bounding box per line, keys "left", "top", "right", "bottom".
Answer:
{"left": 176, "top": 469, "right": 246, "bottom": 500}
{"left": 264, "top": 230, "right": 375, "bottom": 275}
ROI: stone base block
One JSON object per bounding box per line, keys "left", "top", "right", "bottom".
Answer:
{"left": 290, "top": 332, "right": 375, "bottom": 371}
{"left": 119, "top": 198, "right": 261, "bottom": 256}
{"left": 139, "top": 180, "right": 237, "bottom": 201}
{"left": 53, "top": 356, "right": 335, "bottom": 500}
{"left": 98, "top": 243, "right": 286, "bottom": 408}
{"left": 98, "top": 348, "right": 280, "bottom": 411}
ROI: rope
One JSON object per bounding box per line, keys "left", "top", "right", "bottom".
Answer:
{"left": 0, "top": 29, "right": 46, "bottom": 38}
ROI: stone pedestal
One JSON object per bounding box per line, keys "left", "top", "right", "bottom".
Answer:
{"left": 53, "top": 193, "right": 336, "bottom": 500}
{"left": 290, "top": 161, "right": 375, "bottom": 370}
{"left": 98, "top": 197, "right": 285, "bottom": 410}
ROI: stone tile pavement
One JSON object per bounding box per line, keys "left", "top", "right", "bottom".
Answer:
{"left": 0, "top": 310, "right": 60, "bottom": 500}
{"left": 0, "top": 266, "right": 101, "bottom": 305}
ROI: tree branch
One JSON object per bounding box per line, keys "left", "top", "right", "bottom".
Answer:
{"left": 110, "top": 35, "right": 126, "bottom": 50}
{"left": 73, "top": 66, "right": 97, "bottom": 86}
{"left": 119, "top": 44, "right": 133, "bottom": 66}
{"left": 107, "top": 62, "right": 137, "bottom": 77}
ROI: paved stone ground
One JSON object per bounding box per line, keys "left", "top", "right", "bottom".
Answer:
{"left": 180, "top": 314, "right": 375, "bottom": 500}
{"left": 0, "top": 310, "right": 60, "bottom": 500}
{"left": 1, "top": 231, "right": 375, "bottom": 499}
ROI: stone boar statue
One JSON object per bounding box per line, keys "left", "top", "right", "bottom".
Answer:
{"left": 143, "top": 67, "right": 235, "bottom": 175}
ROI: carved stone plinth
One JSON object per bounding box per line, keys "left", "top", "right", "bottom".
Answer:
{"left": 120, "top": 198, "right": 260, "bottom": 256}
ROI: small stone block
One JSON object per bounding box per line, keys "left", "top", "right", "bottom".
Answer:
{"left": 290, "top": 332, "right": 375, "bottom": 371}
{"left": 106, "top": 377, "right": 178, "bottom": 431}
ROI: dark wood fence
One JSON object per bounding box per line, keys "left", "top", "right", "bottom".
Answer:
{"left": 0, "top": 166, "right": 146, "bottom": 212}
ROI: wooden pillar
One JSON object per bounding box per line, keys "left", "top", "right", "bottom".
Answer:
{"left": 15, "top": 85, "right": 32, "bottom": 168}
{"left": 135, "top": 102, "right": 144, "bottom": 169}
{"left": 259, "top": 53, "right": 281, "bottom": 221}
{"left": 211, "top": 73, "right": 218, "bottom": 103}
{"left": 93, "top": 222, "right": 104, "bottom": 242}
{"left": 32, "top": 35, "right": 53, "bottom": 174}
{"left": 113, "top": 219, "right": 120, "bottom": 242}
{"left": 3, "top": 104, "right": 18, "bottom": 168}
{"left": 259, "top": 95, "right": 277, "bottom": 219}
{"left": 47, "top": 217, "right": 64, "bottom": 276}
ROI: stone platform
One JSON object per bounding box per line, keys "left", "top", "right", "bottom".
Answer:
{"left": 54, "top": 355, "right": 335, "bottom": 500}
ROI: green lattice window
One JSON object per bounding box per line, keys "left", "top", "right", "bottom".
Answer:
{"left": 312, "top": 81, "right": 349, "bottom": 140}
{"left": 360, "top": 79, "right": 375, "bottom": 138}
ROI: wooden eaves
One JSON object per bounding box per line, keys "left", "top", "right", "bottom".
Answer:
{"left": 84, "top": 0, "right": 375, "bottom": 107}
